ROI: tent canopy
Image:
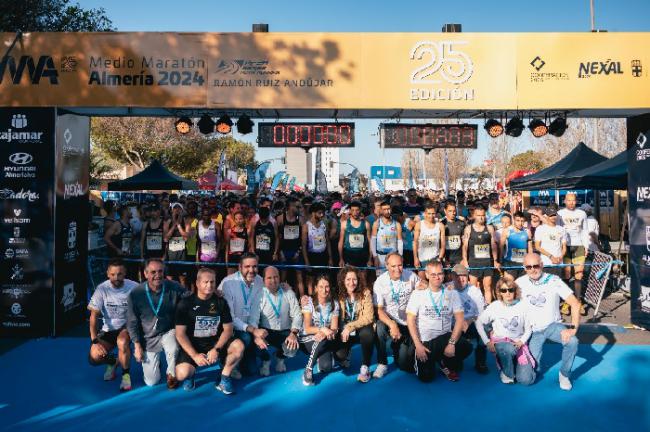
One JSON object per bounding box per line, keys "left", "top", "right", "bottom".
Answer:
{"left": 107, "top": 160, "right": 198, "bottom": 191}
{"left": 509, "top": 142, "right": 608, "bottom": 190}
{"left": 551, "top": 148, "right": 628, "bottom": 190}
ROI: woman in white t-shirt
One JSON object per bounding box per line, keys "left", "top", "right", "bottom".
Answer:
{"left": 299, "top": 275, "right": 339, "bottom": 386}
{"left": 476, "top": 279, "right": 535, "bottom": 385}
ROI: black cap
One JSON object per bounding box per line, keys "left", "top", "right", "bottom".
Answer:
{"left": 544, "top": 204, "right": 559, "bottom": 216}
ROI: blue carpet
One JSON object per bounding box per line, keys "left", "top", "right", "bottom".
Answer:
{"left": 0, "top": 338, "right": 648, "bottom": 431}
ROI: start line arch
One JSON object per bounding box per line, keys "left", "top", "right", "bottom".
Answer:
{"left": 0, "top": 31, "right": 649, "bottom": 336}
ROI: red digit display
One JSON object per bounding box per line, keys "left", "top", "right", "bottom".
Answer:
{"left": 379, "top": 123, "right": 478, "bottom": 149}
{"left": 258, "top": 123, "right": 355, "bottom": 147}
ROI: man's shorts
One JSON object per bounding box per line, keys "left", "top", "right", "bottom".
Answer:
{"left": 343, "top": 249, "right": 369, "bottom": 268}
{"left": 563, "top": 246, "right": 586, "bottom": 265}
{"left": 97, "top": 327, "right": 127, "bottom": 346}
{"left": 176, "top": 337, "right": 238, "bottom": 368}
{"left": 468, "top": 259, "right": 494, "bottom": 279}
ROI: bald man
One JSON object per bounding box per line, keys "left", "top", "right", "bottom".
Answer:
{"left": 250, "top": 266, "right": 303, "bottom": 376}
{"left": 516, "top": 253, "right": 580, "bottom": 391}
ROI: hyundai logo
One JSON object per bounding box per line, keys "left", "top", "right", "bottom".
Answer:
{"left": 9, "top": 152, "right": 33, "bottom": 165}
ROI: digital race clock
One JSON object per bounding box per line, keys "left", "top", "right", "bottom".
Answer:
{"left": 257, "top": 122, "right": 355, "bottom": 148}
{"left": 380, "top": 123, "right": 478, "bottom": 149}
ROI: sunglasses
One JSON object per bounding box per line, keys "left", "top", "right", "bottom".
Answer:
{"left": 524, "top": 264, "right": 541, "bottom": 270}
{"left": 499, "top": 288, "right": 516, "bottom": 293}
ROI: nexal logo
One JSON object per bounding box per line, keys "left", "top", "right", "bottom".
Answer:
{"left": 0, "top": 55, "right": 59, "bottom": 84}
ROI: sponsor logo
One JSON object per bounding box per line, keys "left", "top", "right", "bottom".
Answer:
{"left": 1, "top": 287, "right": 28, "bottom": 299}
{"left": 637, "top": 186, "right": 650, "bottom": 202}
{"left": 636, "top": 132, "right": 650, "bottom": 161}
{"left": 215, "top": 59, "right": 280, "bottom": 75}
{"left": 578, "top": 59, "right": 624, "bottom": 78}
{"left": 530, "top": 56, "right": 546, "bottom": 71}
{"left": 63, "top": 182, "right": 85, "bottom": 199}
{"left": 0, "top": 188, "right": 39, "bottom": 202}
{"left": 639, "top": 132, "right": 648, "bottom": 149}
{"left": 11, "top": 114, "right": 27, "bottom": 129}
{"left": 0, "top": 55, "right": 59, "bottom": 84}
{"left": 0, "top": 114, "right": 45, "bottom": 143}
{"left": 3, "top": 216, "right": 31, "bottom": 224}
{"left": 642, "top": 285, "right": 650, "bottom": 313}
{"left": 4, "top": 248, "right": 28, "bottom": 259}
{"left": 68, "top": 222, "right": 77, "bottom": 250}
{"left": 61, "top": 283, "right": 81, "bottom": 312}
{"left": 14, "top": 209, "right": 21, "bottom": 216}
{"left": 9, "top": 226, "right": 25, "bottom": 244}
{"left": 61, "top": 56, "right": 77, "bottom": 72}
{"left": 10, "top": 264, "right": 24, "bottom": 281}
{"left": 61, "top": 128, "right": 85, "bottom": 156}
{"left": 528, "top": 57, "right": 569, "bottom": 83}
{"left": 10, "top": 303, "right": 23, "bottom": 316}
{"left": 631, "top": 60, "right": 642, "bottom": 78}
{"left": 8, "top": 152, "right": 33, "bottom": 165}
{"left": 647, "top": 226, "right": 650, "bottom": 253}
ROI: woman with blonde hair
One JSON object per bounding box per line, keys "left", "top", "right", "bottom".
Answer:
{"left": 476, "top": 279, "right": 536, "bottom": 385}
{"left": 334, "top": 266, "right": 375, "bottom": 383}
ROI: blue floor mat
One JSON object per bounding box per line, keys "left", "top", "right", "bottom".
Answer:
{"left": 0, "top": 338, "right": 648, "bottom": 431}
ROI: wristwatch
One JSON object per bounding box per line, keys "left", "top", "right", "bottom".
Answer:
{"left": 91, "top": 338, "right": 99, "bottom": 344}
{"left": 448, "top": 338, "right": 457, "bottom": 345}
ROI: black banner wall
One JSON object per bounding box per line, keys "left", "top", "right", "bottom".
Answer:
{"left": 627, "top": 114, "right": 650, "bottom": 329}
{"left": 54, "top": 114, "right": 90, "bottom": 335}
{"left": 0, "top": 108, "right": 56, "bottom": 337}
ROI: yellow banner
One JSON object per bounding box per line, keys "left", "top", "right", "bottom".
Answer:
{"left": 0, "top": 32, "right": 648, "bottom": 110}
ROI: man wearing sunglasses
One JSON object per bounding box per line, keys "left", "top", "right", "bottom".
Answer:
{"left": 516, "top": 253, "right": 580, "bottom": 391}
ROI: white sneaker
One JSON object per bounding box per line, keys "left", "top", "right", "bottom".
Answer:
{"left": 372, "top": 364, "right": 388, "bottom": 379}
{"left": 559, "top": 372, "right": 572, "bottom": 391}
{"left": 230, "top": 367, "right": 242, "bottom": 380}
{"left": 103, "top": 360, "right": 117, "bottom": 381}
{"left": 259, "top": 360, "right": 271, "bottom": 377}
{"left": 275, "top": 358, "right": 287, "bottom": 373}
{"left": 500, "top": 372, "right": 514, "bottom": 384}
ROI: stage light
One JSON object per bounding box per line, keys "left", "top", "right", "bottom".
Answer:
{"left": 174, "top": 117, "right": 192, "bottom": 134}
{"left": 505, "top": 117, "right": 524, "bottom": 137}
{"left": 548, "top": 117, "right": 568, "bottom": 137}
{"left": 198, "top": 115, "right": 215, "bottom": 135}
{"left": 528, "top": 118, "right": 548, "bottom": 138}
{"left": 216, "top": 114, "right": 233, "bottom": 134}
{"left": 484, "top": 119, "right": 504, "bottom": 138}
{"left": 236, "top": 115, "right": 254, "bottom": 134}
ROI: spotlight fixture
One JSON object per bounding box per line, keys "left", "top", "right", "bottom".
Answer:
{"left": 197, "top": 114, "right": 215, "bottom": 135}
{"left": 215, "top": 114, "right": 233, "bottom": 134}
{"left": 528, "top": 118, "right": 548, "bottom": 138}
{"left": 236, "top": 114, "right": 254, "bottom": 134}
{"left": 505, "top": 116, "right": 525, "bottom": 137}
{"left": 548, "top": 117, "right": 568, "bottom": 137}
{"left": 484, "top": 119, "right": 504, "bottom": 138}
{"left": 174, "top": 117, "right": 192, "bottom": 134}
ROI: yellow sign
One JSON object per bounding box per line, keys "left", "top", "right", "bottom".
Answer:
{"left": 0, "top": 32, "right": 648, "bottom": 110}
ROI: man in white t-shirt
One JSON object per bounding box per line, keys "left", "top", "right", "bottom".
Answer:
{"left": 407, "top": 261, "right": 472, "bottom": 383}
{"left": 581, "top": 204, "right": 600, "bottom": 253}
{"left": 88, "top": 260, "right": 139, "bottom": 391}
{"left": 558, "top": 193, "right": 590, "bottom": 313}
{"left": 373, "top": 252, "right": 419, "bottom": 378}
{"left": 534, "top": 205, "right": 567, "bottom": 277}
{"left": 516, "top": 253, "right": 580, "bottom": 391}
{"left": 446, "top": 264, "right": 487, "bottom": 374}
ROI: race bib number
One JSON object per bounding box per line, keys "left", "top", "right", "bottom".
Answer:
{"left": 312, "top": 235, "right": 326, "bottom": 251}
{"left": 348, "top": 233, "right": 365, "bottom": 249}
{"left": 230, "top": 237, "right": 245, "bottom": 253}
{"left": 511, "top": 248, "right": 526, "bottom": 262}
{"left": 284, "top": 225, "right": 299, "bottom": 240}
{"left": 446, "top": 235, "right": 461, "bottom": 250}
{"left": 194, "top": 315, "right": 220, "bottom": 338}
{"left": 202, "top": 240, "right": 217, "bottom": 255}
{"left": 146, "top": 235, "right": 162, "bottom": 250}
{"left": 474, "top": 243, "right": 490, "bottom": 259}
{"left": 121, "top": 238, "right": 131, "bottom": 253}
{"left": 168, "top": 237, "right": 185, "bottom": 252}
{"left": 379, "top": 234, "right": 395, "bottom": 250}
{"left": 256, "top": 234, "right": 271, "bottom": 251}
{"left": 421, "top": 235, "right": 436, "bottom": 248}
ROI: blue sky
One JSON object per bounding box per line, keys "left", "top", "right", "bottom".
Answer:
{"left": 79, "top": 0, "right": 650, "bottom": 176}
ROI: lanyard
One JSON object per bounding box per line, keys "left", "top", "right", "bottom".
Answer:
{"left": 145, "top": 282, "right": 165, "bottom": 317}
{"left": 345, "top": 298, "right": 357, "bottom": 321}
{"left": 503, "top": 299, "right": 520, "bottom": 307}
{"left": 529, "top": 273, "right": 552, "bottom": 286}
{"left": 389, "top": 277, "right": 403, "bottom": 304}
{"left": 264, "top": 288, "right": 283, "bottom": 318}
{"left": 239, "top": 272, "right": 251, "bottom": 306}
{"left": 428, "top": 288, "right": 445, "bottom": 316}
{"left": 318, "top": 302, "right": 331, "bottom": 327}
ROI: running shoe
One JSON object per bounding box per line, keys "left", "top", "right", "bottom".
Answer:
{"left": 103, "top": 360, "right": 117, "bottom": 381}
{"left": 439, "top": 364, "right": 460, "bottom": 382}
{"left": 275, "top": 358, "right": 287, "bottom": 373}
{"left": 182, "top": 378, "right": 195, "bottom": 391}
{"left": 259, "top": 360, "right": 271, "bottom": 377}
{"left": 166, "top": 373, "right": 179, "bottom": 390}
{"left": 357, "top": 365, "right": 371, "bottom": 383}
{"left": 559, "top": 372, "right": 573, "bottom": 391}
{"left": 372, "top": 364, "right": 388, "bottom": 379}
{"left": 230, "top": 367, "right": 242, "bottom": 380}
{"left": 302, "top": 368, "right": 314, "bottom": 386}
{"left": 216, "top": 375, "right": 234, "bottom": 395}
{"left": 500, "top": 372, "right": 514, "bottom": 384}
{"left": 120, "top": 373, "right": 132, "bottom": 392}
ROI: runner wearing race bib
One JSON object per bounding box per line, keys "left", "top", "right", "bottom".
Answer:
{"left": 370, "top": 201, "right": 403, "bottom": 272}
{"left": 141, "top": 205, "right": 165, "bottom": 259}
{"left": 413, "top": 203, "right": 446, "bottom": 275}
{"left": 105, "top": 207, "right": 133, "bottom": 258}
{"left": 198, "top": 208, "right": 220, "bottom": 263}
{"left": 500, "top": 211, "right": 532, "bottom": 279}
{"left": 277, "top": 197, "right": 306, "bottom": 296}
{"left": 339, "top": 201, "right": 372, "bottom": 269}
{"left": 462, "top": 205, "right": 499, "bottom": 304}
{"left": 226, "top": 211, "right": 249, "bottom": 274}
{"left": 251, "top": 206, "right": 278, "bottom": 265}
{"left": 442, "top": 201, "right": 466, "bottom": 269}
{"left": 301, "top": 202, "right": 332, "bottom": 295}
